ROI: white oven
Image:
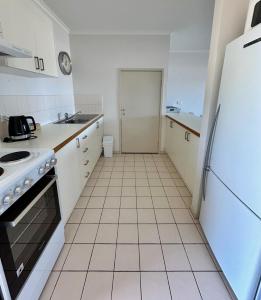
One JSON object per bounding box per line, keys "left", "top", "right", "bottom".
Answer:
{"left": 245, "top": 0, "right": 261, "bottom": 32}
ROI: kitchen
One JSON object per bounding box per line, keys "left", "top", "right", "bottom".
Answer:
{"left": 0, "top": 0, "right": 260, "bottom": 299}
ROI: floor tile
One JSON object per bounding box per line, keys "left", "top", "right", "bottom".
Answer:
{"left": 158, "top": 224, "right": 181, "bottom": 243}
{"left": 136, "top": 186, "right": 151, "bottom": 196}
{"left": 177, "top": 186, "right": 191, "bottom": 197}
{"left": 82, "top": 186, "right": 94, "bottom": 197}
{"left": 164, "top": 186, "right": 180, "bottom": 197}
{"left": 112, "top": 272, "right": 141, "bottom": 300}
{"left": 53, "top": 244, "right": 71, "bottom": 271}
{"left": 119, "top": 209, "right": 137, "bottom": 223}
{"left": 172, "top": 209, "right": 194, "bottom": 223}
{"left": 123, "top": 172, "right": 136, "bottom": 179}
{"left": 89, "top": 244, "right": 116, "bottom": 270}
{"left": 75, "top": 197, "right": 89, "bottom": 209}
{"left": 182, "top": 196, "right": 192, "bottom": 208}
{"left": 194, "top": 272, "right": 231, "bottom": 300}
{"left": 150, "top": 186, "right": 166, "bottom": 197}
{"left": 177, "top": 224, "right": 203, "bottom": 243}
{"left": 139, "top": 224, "right": 160, "bottom": 243}
{"left": 64, "top": 224, "right": 78, "bottom": 243}
{"left": 174, "top": 178, "right": 185, "bottom": 187}
{"left": 148, "top": 178, "right": 162, "bottom": 186}
{"left": 117, "top": 224, "right": 138, "bottom": 243}
{"left": 162, "top": 245, "right": 191, "bottom": 271}
{"left": 155, "top": 209, "right": 175, "bottom": 223}
{"left": 39, "top": 271, "right": 60, "bottom": 300}
{"left": 109, "top": 178, "right": 123, "bottom": 187}
{"left": 96, "top": 178, "right": 110, "bottom": 186}
{"left": 141, "top": 272, "right": 171, "bottom": 300}
{"left": 121, "top": 196, "right": 137, "bottom": 208}
{"left": 107, "top": 186, "right": 122, "bottom": 196}
{"left": 111, "top": 172, "right": 123, "bottom": 179}
{"left": 74, "top": 224, "right": 99, "bottom": 243}
{"left": 152, "top": 196, "right": 170, "bottom": 208}
{"left": 92, "top": 186, "right": 108, "bottom": 197}
{"left": 185, "top": 244, "right": 217, "bottom": 271}
{"left": 51, "top": 272, "right": 86, "bottom": 300}
{"left": 96, "top": 224, "right": 118, "bottom": 243}
{"left": 81, "top": 272, "right": 113, "bottom": 300}
{"left": 161, "top": 178, "right": 175, "bottom": 187}
{"left": 67, "top": 209, "right": 84, "bottom": 223}
{"left": 104, "top": 196, "right": 121, "bottom": 208}
{"left": 136, "top": 178, "right": 149, "bottom": 186}
{"left": 115, "top": 245, "right": 139, "bottom": 271}
{"left": 137, "top": 197, "right": 153, "bottom": 208}
{"left": 140, "top": 245, "right": 165, "bottom": 271}
{"left": 122, "top": 186, "right": 136, "bottom": 196}
{"left": 100, "top": 209, "right": 119, "bottom": 223}
{"left": 122, "top": 178, "right": 136, "bottom": 186}
{"left": 168, "top": 196, "right": 186, "bottom": 208}
{"left": 99, "top": 172, "right": 111, "bottom": 179}
{"left": 168, "top": 272, "right": 201, "bottom": 300}
{"left": 81, "top": 209, "right": 102, "bottom": 223}
{"left": 137, "top": 209, "right": 156, "bottom": 223}
{"left": 63, "top": 244, "right": 93, "bottom": 270}
{"left": 135, "top": 172, "right": 147, "bottom": 178}
{"left": 87, "top": 197, "right": 105, "bottom": 208}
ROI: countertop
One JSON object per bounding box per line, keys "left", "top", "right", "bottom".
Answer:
{"left": 0, "top": 114, "right": 103, "bottom": 152}
{"left": 166, "top": 112, "right": 202, "bottom": 137}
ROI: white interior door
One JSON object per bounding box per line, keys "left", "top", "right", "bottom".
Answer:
{"left": 120, "top": 70, "right": 162, "bottom": 153}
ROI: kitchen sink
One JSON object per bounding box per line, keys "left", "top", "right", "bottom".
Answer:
{"left": 54, "top": 114, "right": 99, "bottom": 124}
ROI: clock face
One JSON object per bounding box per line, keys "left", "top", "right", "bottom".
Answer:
{"left": 58, "top": 52, "right": 72, "bottom": 75}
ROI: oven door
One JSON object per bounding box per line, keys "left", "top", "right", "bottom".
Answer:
{"left": 0, "top": 170, "right": 61, "bottom": 299}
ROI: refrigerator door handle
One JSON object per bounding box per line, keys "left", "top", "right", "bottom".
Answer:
{"left": 202, "top": 104, "right": 221, "bottom": 200}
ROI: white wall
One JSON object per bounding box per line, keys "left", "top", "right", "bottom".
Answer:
{"left": 191, "top": 0, "right": 250, "bottom": 216}
{"left": 0, "top": 21, "right": 75, "bottom": 125}
{"left": 70, "top": 34, "right": 170, "bottom": 152}
{"left": 166, "top": 51, "right": 209, "bottom": 116}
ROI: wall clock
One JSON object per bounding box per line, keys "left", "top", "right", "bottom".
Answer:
{"left": 58, "top": 51, "right": 72, "bottom": 75}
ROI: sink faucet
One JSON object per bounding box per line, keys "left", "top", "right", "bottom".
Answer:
{"left": 64, "top": 113, "right": 69, "bottom": 120}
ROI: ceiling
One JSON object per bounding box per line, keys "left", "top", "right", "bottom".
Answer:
{"left": 43, "top": 0, "right": 215, "bottom": 38}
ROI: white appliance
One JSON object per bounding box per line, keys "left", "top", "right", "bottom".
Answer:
{"left": 245, "top": 0, "right": 261, "bottom": 33}
{"left": 200, "top": 26, "right": 261, "bottom": 300}
{"left": 0, "top": 148, "right": 64, "bottom": 300}
{"left": 0, "top": 37, "right": 32, "bottom": 58}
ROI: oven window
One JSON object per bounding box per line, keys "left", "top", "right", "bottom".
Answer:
{"left": 252, "top": 1, "right": 261, "bottom": 28}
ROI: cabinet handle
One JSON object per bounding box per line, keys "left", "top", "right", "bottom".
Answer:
{"left": 185, "top": 131, "right": 188, "bottom": 141}
{"left": 82, "top": 135, "right": 88, "bottom": 140}
{"left": 170, "top": 121, "right": 174, "bottom": 128}
{"left": 34, "top": 56, "right": 40, "bottom": 70}
{"left": 76, "top": 138, "right": 80, "bottom": 148}
{"left": 96, "top": 122, "right": 99, "bottom": 129}
{"left": 84, "top": 160, "right": 89, "bottom": 166}
{"left": 187, "top": 132, "right": 191, "bottom": 142}
{"left": 83, "top": 147, "right": 88, "bottom": 153}
{"left": 85, "top": 172, "right": 90, "bottom": 178}
{"left": 39, "top": 58, "right": 45, "bottom": 71}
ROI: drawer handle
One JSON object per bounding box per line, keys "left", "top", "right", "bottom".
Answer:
{"left": 96, "top": 122, "right": 100, "bottom": 129}
{"left": 83, "top": 147, "right": 88, "bottom": 153}
{"left": 84, "top": 160, "right": 89, "bottom": 166}
{"left": 85, "top": 172, "right": 90, "bottom": 178}
{"left": 82, "top": 135, "right": 88, "bottom": 140}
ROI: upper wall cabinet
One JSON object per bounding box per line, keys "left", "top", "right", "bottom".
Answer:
{"left": 0, "top": 0, "right": 58, "bottom": 77}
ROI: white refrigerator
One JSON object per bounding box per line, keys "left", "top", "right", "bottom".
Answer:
{"left": 200, "top": 26, "right": 261, "bottom": 300}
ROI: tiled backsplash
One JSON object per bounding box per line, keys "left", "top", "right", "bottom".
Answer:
{"left": 74, "top": 94, "right": 103, "bottom": 114}
{"left": 0, "top": 95, "right": 75, "bottom": 125}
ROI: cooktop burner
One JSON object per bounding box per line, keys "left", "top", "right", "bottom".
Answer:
{"left": 0, "top": 167, "right": 3, "bottom": 176}
{"left": 0, "top": 151, "right": 31, "bottom": 163}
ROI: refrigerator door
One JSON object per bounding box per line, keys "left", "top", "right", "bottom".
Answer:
{"left": 209, "top": 32, "right": 261, "bottom": 217}
{"left": 200, "top": 171, "right": 261, "bottom": 300}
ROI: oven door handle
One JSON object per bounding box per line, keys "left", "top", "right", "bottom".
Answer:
{"left": 3, "top": 175, "right": 57, "bottom": 228}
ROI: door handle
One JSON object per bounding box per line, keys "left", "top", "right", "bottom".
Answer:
{"left": 202, "top": 104, "right": 221, "bottom": 200}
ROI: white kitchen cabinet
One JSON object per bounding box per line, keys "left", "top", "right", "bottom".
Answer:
{"left": 55, "top": 137, "right": 82, "bottom": 224}
{"left": 166, "top": 117, "right": 199, "bottom": 194}
{"left": 56, "top": 117, "right": 104, "bottom": 223}
{"left": 0, "top": 0, "right": 58, "bottom": 77}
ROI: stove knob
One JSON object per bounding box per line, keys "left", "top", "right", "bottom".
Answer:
{"left": 50, "top": 157, "right": 57, "bottom": 166}
{"left": 14, "top": 186, "right": 23, "bottom": 196}
{"left": 39, "top": 166, "right": 45, "bottom": 175}
{"left": 24, "top": 178, "right": 33, "bottom": 188}
{"left": 45, "top": 161, "right": 51, "bottom": 169}
{"left": 3, "top": 194, "right": 13, "bottom": 206}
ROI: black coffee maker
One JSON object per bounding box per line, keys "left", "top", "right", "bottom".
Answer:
{"left": 8, "top": 116, "right": 36, "bottom": 141}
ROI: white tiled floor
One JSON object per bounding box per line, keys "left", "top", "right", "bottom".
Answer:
{"left": 40, "top": 154, "right": 233, "bottom": 300}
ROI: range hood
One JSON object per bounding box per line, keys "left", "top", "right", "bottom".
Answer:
{"left": 0, "top": 37, "right": 32, "bottom": 58}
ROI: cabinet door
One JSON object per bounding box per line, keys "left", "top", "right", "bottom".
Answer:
{"left": 34, "top": 5, "right": 58, "bottom": 77}
{"left": 55, "top": 138, "right": 81, "bottom": 223}
{"left": 0, "top": 0, "right": 37, "bottom": 72}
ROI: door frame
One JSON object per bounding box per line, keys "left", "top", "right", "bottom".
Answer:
{"left": 117, "top": 68, "right": 164, "bottom": 154}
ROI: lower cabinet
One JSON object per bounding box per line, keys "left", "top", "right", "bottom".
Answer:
{"left": 56, "top": 117, "right": 104, "bottom": 223}
{"left": 166, "top": 117, "right": 199, "bottom": 194}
